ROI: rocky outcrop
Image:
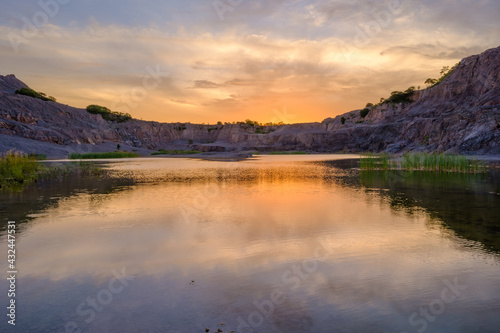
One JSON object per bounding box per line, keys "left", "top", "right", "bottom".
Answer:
{"left": 1, "top": 46, "right": 499, "bottom": 157}
{"left": 319, "top": 46, "right": 500, "bottom": 154}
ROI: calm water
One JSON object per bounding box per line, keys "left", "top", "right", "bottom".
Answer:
{"left": 1, "top": 155, "right": 499, "bottom": 333}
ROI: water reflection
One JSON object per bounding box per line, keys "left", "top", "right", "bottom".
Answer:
{"left": 359, "top": 170, "right": 500, "bottom": 253}
{"left": 0, "top": 156, "right": 499, "bottom": 333}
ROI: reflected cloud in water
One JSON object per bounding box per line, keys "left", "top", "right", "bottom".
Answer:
{"left": 0, "top": 156, "right": 499, "bottom": 332}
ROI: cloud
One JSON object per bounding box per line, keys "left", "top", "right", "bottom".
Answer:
{"left": 192, "top": 80, "right": 220, "bottom": 89}
{"left": 0, "top": 1, "right": 498, "bottom": 123}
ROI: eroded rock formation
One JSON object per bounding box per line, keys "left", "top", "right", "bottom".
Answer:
{"left": 1, "top": 46, "right": 499, "bottom": 157}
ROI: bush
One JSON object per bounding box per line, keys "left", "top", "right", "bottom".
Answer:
{"left": 15, "top": 88, "right": 56, "bottom": 102}
{"left": 245, "top": 119, "right": 260, "bottom": 127}
{"left": 341, "top": 117, "right": 346, "bottom": 125}
{"left": 360, "top": 108, "right": 370, "bottom": 118}
{"left": 383, "top": 86, "right": 415, "bottom": 104}
{"left": 424, "top": 63, "right": 459, "bottom": 88}
{"left": 86, "top": 105, "right": 132, "bottom": 123}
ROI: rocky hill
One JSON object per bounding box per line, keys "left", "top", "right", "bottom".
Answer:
{"left": 1, "top": 46, "right": 499, "bottom": 157}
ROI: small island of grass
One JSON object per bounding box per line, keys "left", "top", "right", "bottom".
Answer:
{"left": 151, "top": 149, "right": 202, "bottom": 156}
{"left": 69, "top": 152, "right": 140, "bottom": 159}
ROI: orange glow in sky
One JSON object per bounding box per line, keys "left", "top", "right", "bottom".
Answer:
{"left": 1, "top": 1, "right": 498, "bottom": 124}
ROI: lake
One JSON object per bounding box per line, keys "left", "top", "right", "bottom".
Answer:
{"left": 1, "top": 155, "right": 499, "bottom": 333}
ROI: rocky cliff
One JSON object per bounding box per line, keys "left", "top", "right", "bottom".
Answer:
{"left": 1, "top": 46, "right": 499, "bottom": 157}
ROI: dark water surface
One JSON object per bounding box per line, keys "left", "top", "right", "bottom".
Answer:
{"left": 1, "top": 155, "right": 499, "bottom": 333}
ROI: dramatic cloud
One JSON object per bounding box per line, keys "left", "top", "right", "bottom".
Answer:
{"left": 0, "top": 0, "right": 498, "bottom": 123}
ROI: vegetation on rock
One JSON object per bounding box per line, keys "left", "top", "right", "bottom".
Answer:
{"left": 15, "top": 87, "right": 56, "bottom": 102}
{"left": 425, "top": 64, "right": 459, "bottom": 88}
{"left": 86, "top": 105, "right": 132, "bottom": 123}
{"left": 360, "top": 108, "right": 370, "bottom": 118}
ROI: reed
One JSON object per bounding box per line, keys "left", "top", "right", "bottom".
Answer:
{"left": 361, "top": 152, "right": 487, "bottom": 173}
{"left": 360, "top": 152, "right": 394, "bottom": 170}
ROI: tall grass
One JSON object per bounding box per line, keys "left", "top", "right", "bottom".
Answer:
{"left": 1, "top": 151, "right": 110, "bottom": 191}
{"left": 359, "top": 153, "right": 394, "bottom": 170}
{"left": 69, "top": 152, "right": 139, "bottom": 159}
{"left": 0, "top": 151, "right": 40, "bottom": 187}
{"left": 400, "top": 153, "right": 486, "bottom": 173}
{"left": 360, "top": 152, "right": 487, "bottom": 174}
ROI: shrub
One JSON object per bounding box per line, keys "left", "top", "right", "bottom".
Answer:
{"left": 425, "top": 78, "right": 438, "bottom": 87}
{"left": 360, "top": 108, "right": 370, "bottom": 118}
{"left": 384, "top": 86, "right": 415, "bottom": 104}
{"left": 424, "top": 63, "right": 459, "bottom": 88}
{"left": 245, "top": 119, "right": 260, "bottom": 127}
{"left": 15, "top": 88, "right": 56, "bottom": 102}
{"left": 86, "top": 105, "right": 132, "bottom": 123}
{"left": 341, "top": 117, "right": 346, "bottom": 124}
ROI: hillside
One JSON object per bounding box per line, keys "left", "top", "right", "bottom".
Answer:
{"left": 0, "top": 46, "right": 499, "bottom": 157}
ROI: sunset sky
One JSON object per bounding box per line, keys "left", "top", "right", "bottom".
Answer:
{"left": 0, "top": 0, "right": 498, "bottom": 124}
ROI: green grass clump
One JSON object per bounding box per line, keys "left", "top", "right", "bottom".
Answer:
{"left": 68, "top": 152, "right": 139, "bottom": 159}
{"left": 401, "top": 153, "right": 486, "bottom": 173}
{"left": 0, "top": 151, "right": 40, "bottom": 188}
{"left": 360, "top": 152, "right": 487, "bottom": 174}
{"left": 268, "top": 151, "right": 307, "bottom": 155}
{"left": 151, "top": 149, "right": 202, "bottom": 156}
{"left": 28, "top": 153, "right": 47, "bottom": 160}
